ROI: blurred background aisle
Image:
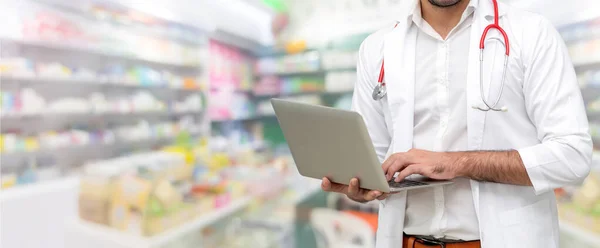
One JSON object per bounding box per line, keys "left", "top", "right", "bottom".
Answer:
{"left": 0, "top": 0, "right": 598, "bottom": 248}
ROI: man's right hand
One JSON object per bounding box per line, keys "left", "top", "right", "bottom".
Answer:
{"left": 321, "top": 177, "right": 389, "bottom": 203}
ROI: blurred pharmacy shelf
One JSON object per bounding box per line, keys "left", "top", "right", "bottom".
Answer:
{"left": 0, "top": 110, "right": 204, "bottom": 120}
{"left": 211, "top": 114, "right": 276, "bottom": 123}
{"left": 573, "top": 57, "right": 600, "bottom": 71}
{"left": 0, "top": 177, "right": 78, "bottom": 201}
{"left": 254, "top": 68, "right": 356, "bottom": 78}
{"left": 0, "top": 37, "right": 202, "bottom": 69}
{"left": 210, "top": 90, "right": 353, "bottom": 123}
{"left": 255, "top": 70, "right": 325, "bottom": 78}
{"left": 559, "top": 220, "right": 600, "bottom": 248}
{"left": 0, "top": 75, "right": 203, "bottom": 92}
{"left": 289, "top": 179, "right": 322, "bottom": 205}
{"left": 252, "top": 89, "right": 353, "bottom": 99}
{"left": 147, "top": 197, "right": 253, "bottom": 246}
{"left": 66, "top": 196, "right": 252, "bottom": 248}
{"left": 1, "top": 134, "right": 179, "bottom": 159}
{"left": 63, "top": 175, "right": 323, "bottom": 248}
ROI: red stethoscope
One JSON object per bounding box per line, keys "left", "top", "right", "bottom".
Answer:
{"left": 372, "top": 0, "right": 510, "bottom": 112}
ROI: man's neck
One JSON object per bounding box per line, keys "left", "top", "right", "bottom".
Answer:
{"left": 420, "top": 0, "right": 470, "bottom": 39}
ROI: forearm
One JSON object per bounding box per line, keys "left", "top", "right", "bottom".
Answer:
{"left": 452, "top": 150, "right": 533, "bottom": 186}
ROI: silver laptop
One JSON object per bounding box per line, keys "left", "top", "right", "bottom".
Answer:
{"left": 271, "top": 99, "right": 453, "bottom": 193}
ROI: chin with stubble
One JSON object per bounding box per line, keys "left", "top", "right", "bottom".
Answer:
{"left": 428, "top": 0, "right": 463, "bottom": 8}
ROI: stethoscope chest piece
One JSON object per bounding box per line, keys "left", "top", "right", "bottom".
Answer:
{"left": 372, "top": 84, "right": 387, "bottom": 101}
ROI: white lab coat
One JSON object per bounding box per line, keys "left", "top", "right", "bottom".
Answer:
{"left": 351, "top": 1, "right": 593, "bottom": 248}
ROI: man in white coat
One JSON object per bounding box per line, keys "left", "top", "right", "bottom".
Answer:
{"left": 321, "top": 0, "right": 592, "bottom": 247}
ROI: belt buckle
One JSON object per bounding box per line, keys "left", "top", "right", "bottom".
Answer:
{"left": 414, "top": 236, "right": 446, "bottom": 248}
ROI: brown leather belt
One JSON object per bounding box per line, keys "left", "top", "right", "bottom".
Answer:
{"left": 403, "top": 235, "right": 481, "bottom": 248}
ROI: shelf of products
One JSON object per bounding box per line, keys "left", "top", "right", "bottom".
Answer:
{"left": 321, "top": 50, "right": 358, "bottom": 71}
{"left": 0, "top": 37, "right": 203, "bottom": 69}
{"left": 254, "top": 50, "right": 358, "bottom": 77}
{"left": 1, "top": 117, "right": 203, "bottom": 150}
{"left": 0, "top": 2, "right": 214, "bottom": 248}
{"left": 0, "top": 88, "right": 203, "bottom": 119}
{"left": 207, "top": 40, "right": 255, "bottom": 122}
{"left": 0, "top": 56, "right": 203, "bottom": 89}
{"left": 70, "top": 196, "right": 253, "bottom": 248}
{"left": 65, "top": 144, "right": 304, "bottom": 248}
{"left": 0, "top": 177, "right": 79, "bottom": 201}
{"left": 574, "top": 57, "right": 600, "bottom": 70}
{"left": 0, "top": 128, "right": 197, "bottom": 157}
{"left": 0, "top": 110, "right": 204, "bottom": 120}
{"left": 560, "top": 17, "right": 600, "bottom": 71}
{"left": 0, "top": 75, "right": 203, "bottom": 92}
{"left": 254, "top": 51, "right": 321, "bottom": 76}
{"left": 0, "top": 0, "right": 206, "bottom": 68}
{"left": 211, "top": 114, "right": 277, "bottom": 123}
{"left": 252, "top": 89, "right": 353, "bottom": 99}
{"left": 251, "top": 50, "right": 355, "bottom": 98}
{"left": 556, "top": 170, "right": 600, "bottom": 248}
{"left": 4, "top": 39, "right": 196, "bottom": 69}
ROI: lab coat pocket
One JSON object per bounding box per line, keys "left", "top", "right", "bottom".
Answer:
{"left": 499, "top": 199, "right": 556, "bottom": 248}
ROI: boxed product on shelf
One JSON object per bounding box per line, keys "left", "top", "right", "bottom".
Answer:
{"left": 325, "top": 71, "right": 356, "bottom": 92}
{"left": 579, "top": 70, "right": 600, "bottom": 88}
{"left": 0, "top": 57, "right": 35, "bottom": 76}
{"left": 76, "top": 148, "right": 293, "bottom": 238}
{"left": 0, "top": 155, "right": 62, "bottom": 189}
{"left": 321, "top": 51, "right": 358, "bottom": 70}
{"left": 559, "top": 17, "right": 600, "bottom": 66}
{"left": 283, "top": 95, "right": 323, "bottom": 106}
{"left": 280, "top": 76, "right": 325, "bottom": 94}
{"left": 209, "top": 40, "right": 254, "bottom": 91}
{"left": 255, "top": 51, "right": 321, "bottom": 75}
{"left": 255, "top": 100, "right": 276, "bottom": 116}
{"left": 208, "top": 90, "right": 254, "bottom": 121}
{"left": 332, "top": 95, "right": 354, "bottom": 110}
{"left": 0, "top": 88, "right": 47, "bottom": 116}
{"left": 559, "top": 17, "right": 600, "bottom": 44}
{"left": 78, "top": 151, "right": 194, "bottom": 235}
{"left": 253, "top": 76, "right": 281, "bottom": 96}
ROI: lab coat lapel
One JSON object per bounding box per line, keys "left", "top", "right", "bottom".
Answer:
{"left": 384, "top": 22, "right": 416, "bottom": 153}
{"left": 467, "top": 3, "right": 503, "bottom": 244}
{"left": 376, "top": 20, "right": 416, "bottom": 248}
{"left": 467, "top": 5, "right": 489, "bottom": 152}
{"left": 467, "top": 0, "right": 508, "bottom": 151}
{"left": 466, "top": 10, "right": 484, "bottom": 240}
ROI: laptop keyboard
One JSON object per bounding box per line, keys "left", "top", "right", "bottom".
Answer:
{"left": 388, "top": 179, "right": 429, "bottom": 188}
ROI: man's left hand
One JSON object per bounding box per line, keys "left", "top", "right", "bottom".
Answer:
{"left": 381, "top": 149, "right": 462, "bottom": 182}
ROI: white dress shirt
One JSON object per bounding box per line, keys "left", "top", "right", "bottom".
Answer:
{"left": 403, "top": 1, "right": 480, "bottom": 241}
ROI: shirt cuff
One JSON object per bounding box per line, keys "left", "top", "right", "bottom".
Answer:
{"left": 517, "top": 145, "right": 550, "bottom": 195}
